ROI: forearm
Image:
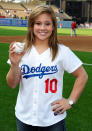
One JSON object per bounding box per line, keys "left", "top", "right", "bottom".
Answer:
{"left": 69, "top": 71, "right": 88, "bottom": 104}
{"left": 6, "top": 64, "right": 21, "bottom": 88}
{"left": 51, "top": 67, "right": 88, "bottom": 114}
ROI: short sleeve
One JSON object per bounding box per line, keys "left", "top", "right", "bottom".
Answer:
{"left": 7, "top": 59, "right": 22, "bottom": 68}
{"left": 62, "top": 46, "right": 83, "bottom": 73}
{"left": 7, "top": 59, "right": 11, "bottom": 65}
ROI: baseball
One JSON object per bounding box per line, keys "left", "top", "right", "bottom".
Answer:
{"left": 13, "top": 42, "right": 25, "bottom": 54}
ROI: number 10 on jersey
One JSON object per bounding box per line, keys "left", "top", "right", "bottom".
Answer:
{"left": 45, "top": 79, "right": 57, "bottom": 93}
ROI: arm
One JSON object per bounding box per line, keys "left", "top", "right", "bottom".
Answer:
{"left": 51, "top": 66, "right": 88, "bottom": 114}
{"left": 6, "top": 42, "right": 24, "bottom": 89}
{"left": 6, "top": 64, "right": 21, "bottom": 89}
{"left": 69, "top": 66, "right": 88, "bottom": 103}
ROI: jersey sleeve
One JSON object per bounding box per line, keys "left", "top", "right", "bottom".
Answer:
{"left": 7, "top": 59, "right": 22, "bottom": 68}
{"left": 62, "top": 46, "right": 83, "bottom": 73}
{"left": 7, "top": 59, "right": 11, "bottom": 65}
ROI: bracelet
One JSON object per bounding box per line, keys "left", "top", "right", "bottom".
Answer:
{"left": 11, "top": 65, "right": 20, "bottom": 81}
{"left": 15, "top": 68, "right": 20, "bottom": 81}
{"left": 67, "top": 98, "right": 74, "bottom": 107}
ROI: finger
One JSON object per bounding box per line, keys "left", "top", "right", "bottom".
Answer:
{"left": 54, "top": 109, "right": 63, "bottom": 116}
{"left": 58, "top": 109, "right": 65, "bottom": 115}
{"left": 9, "top": 42, "right": 16, "bottom": 52}
{"left": 9, "top": 50, "right": 15, "bottom": 55}
{"left": 10, "top": 46, "right": 15, "bottom": 51}
{"left": 52, "top": 105, "right": 61, "bottom": 111}
{"left": 51, "top": 100, "right": 60, "bottom": 106}
{"left": 9, "top": 41, "right": 16, "bottom": 48}
{"left": 53, "top": 106, "right": 63, "bottom": 113}
{"left": 9, "top": 47, "right": 15, "bottom": 54}
{"left": 20, "top": 50, "right": 25, "bottom": 56}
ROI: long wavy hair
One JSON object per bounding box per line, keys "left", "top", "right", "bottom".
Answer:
{"left": 25, "top": 5, "right": 58, "bottom": 61}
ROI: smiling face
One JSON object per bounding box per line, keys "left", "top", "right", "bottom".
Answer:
{"left": 33, "top": 13, "right": 54, "bottom": 43}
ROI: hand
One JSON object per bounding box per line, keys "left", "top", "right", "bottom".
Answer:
{"left": 51, "top": 98, "right": 72, "bottom": 115}
{"left": 9, "top": 42, "right": 24, "bottom": 66}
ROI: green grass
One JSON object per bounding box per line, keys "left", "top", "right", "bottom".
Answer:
{"left": 0, "top": 43, "right": 92, "bottom": 131}
{"left": 0, "top": 43, "right": 18, "bottom": 130}
{"left": 58, "top": 28, "right": 92, "bottom": 36}
{"left": 0, "top": 26, "right": 27, "bottom": 31}
{"left": 0, "top": 27, "right": 26, "bottom": 36}
{"left": 63, "top": 51, "right": 92, "bottom": 131}
{"left": 0, "top": 26, "right": 92, "bottom": 36}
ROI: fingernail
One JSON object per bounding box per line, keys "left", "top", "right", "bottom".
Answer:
{"left": 54, "top": 110, "right": 62, "bottom": 116}
{"left": 54, "top": 112, "right": 58, "bottom": 116}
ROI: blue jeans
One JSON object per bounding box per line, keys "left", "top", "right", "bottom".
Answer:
{"left": 16, "top": 117, "right": 66, "bottom": 131}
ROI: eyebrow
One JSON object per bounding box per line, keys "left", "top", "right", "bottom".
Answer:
{"left": 35, "top": 20, "right": 52, "bottom": 23}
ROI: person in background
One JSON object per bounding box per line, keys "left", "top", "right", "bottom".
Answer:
{"left": 60, "top": 22, "right": 63, "bottom": 28}
{"left": 6, "top": 5, "right": 88, "bottom": 131}
{"left": 71, "top": 20, "right": 77, "bottom": 37}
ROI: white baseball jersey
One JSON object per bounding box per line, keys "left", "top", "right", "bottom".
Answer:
{"left": 7, "top": 44, "right": 82, "bottom": 127}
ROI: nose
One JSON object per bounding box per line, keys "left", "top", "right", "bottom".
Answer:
{"left": 40, "top": 24, "right": 46, "bottom": 30}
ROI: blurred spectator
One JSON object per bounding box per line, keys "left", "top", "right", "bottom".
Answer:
{"left": 79, "top": 23, "right": 84, "bottom": 28}
{"left": 84, "top": 22, "right": 89, "bottom": 28}
{"left": 58, "top": 8, "right": 63, "bottom": 13}
{"left": 71, "top": 20, "right": 77, "bottom": 37}
{"left": 60, "top": 23, "right": 63, "bottom": 28}
{"left": 25, "top": 16, "right": 28, "bottom": 19}
{"left": 89, "top": 23, "right": 92, "bottom": 29}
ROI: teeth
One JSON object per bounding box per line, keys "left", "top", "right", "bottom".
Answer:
{"left": 39, "top": 32, "right": 47, "bottom": 35}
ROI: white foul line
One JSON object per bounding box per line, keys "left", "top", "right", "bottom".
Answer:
{"left": 83, "top": 63, "right": 92, "bottom": 66}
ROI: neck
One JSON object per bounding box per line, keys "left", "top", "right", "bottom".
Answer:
{"left": 33, "top": 39, "right": 50, "bottom": 54}
{"left": 33, "top": 39, "right": 49, "bottom": 48}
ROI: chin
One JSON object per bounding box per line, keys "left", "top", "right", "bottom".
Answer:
{"left": 37, "top": 37, "right": 49, "bottom": 41}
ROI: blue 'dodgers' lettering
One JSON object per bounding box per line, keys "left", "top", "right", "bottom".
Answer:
{"left": 21, "top": 63, "right": 58, "bottom": 79}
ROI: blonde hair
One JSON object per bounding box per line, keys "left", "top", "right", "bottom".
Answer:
{"left": 25, "top": 5, "right": 58, "bottom": 61}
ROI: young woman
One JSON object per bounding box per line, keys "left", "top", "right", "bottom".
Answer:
{"left": 6, "top": 5, "right": 88, "bottom": 131}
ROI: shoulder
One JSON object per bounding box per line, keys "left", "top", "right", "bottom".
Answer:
{"left": 56, "top": 43, "right": 73, "bottom": 59}
{"left": 57, "top": 43, "right": 76, "bottom": 58}
{"left": 57, "top": 43, "right": 70, "bottom": 52}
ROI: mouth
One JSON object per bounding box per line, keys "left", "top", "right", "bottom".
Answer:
{"left": 39, "top": 32, "right": 47, "bottom": 35}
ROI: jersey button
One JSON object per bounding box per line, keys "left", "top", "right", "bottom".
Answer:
{"left": 33, "top": 102, "right": 37, "bottom": 105}
{"left": 35, "top": 90, "right": 37, "bottom": 93}
{"left": 33, "top": 112, "right": 36, "bottom": 116}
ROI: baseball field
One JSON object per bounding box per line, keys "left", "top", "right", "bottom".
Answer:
{"left": 0, "top": 26, "right": 92, "bottom": 131}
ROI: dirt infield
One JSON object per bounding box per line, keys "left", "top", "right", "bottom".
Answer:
{"left": 0, "top": 35, "right": 92, "bottom": 52}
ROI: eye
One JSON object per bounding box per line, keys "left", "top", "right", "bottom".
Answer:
{"left": 45, "top": 23, "right": 51, "bottom": 26}
{"left": 35, "top": 22, "right": 41, "bottom": 25}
